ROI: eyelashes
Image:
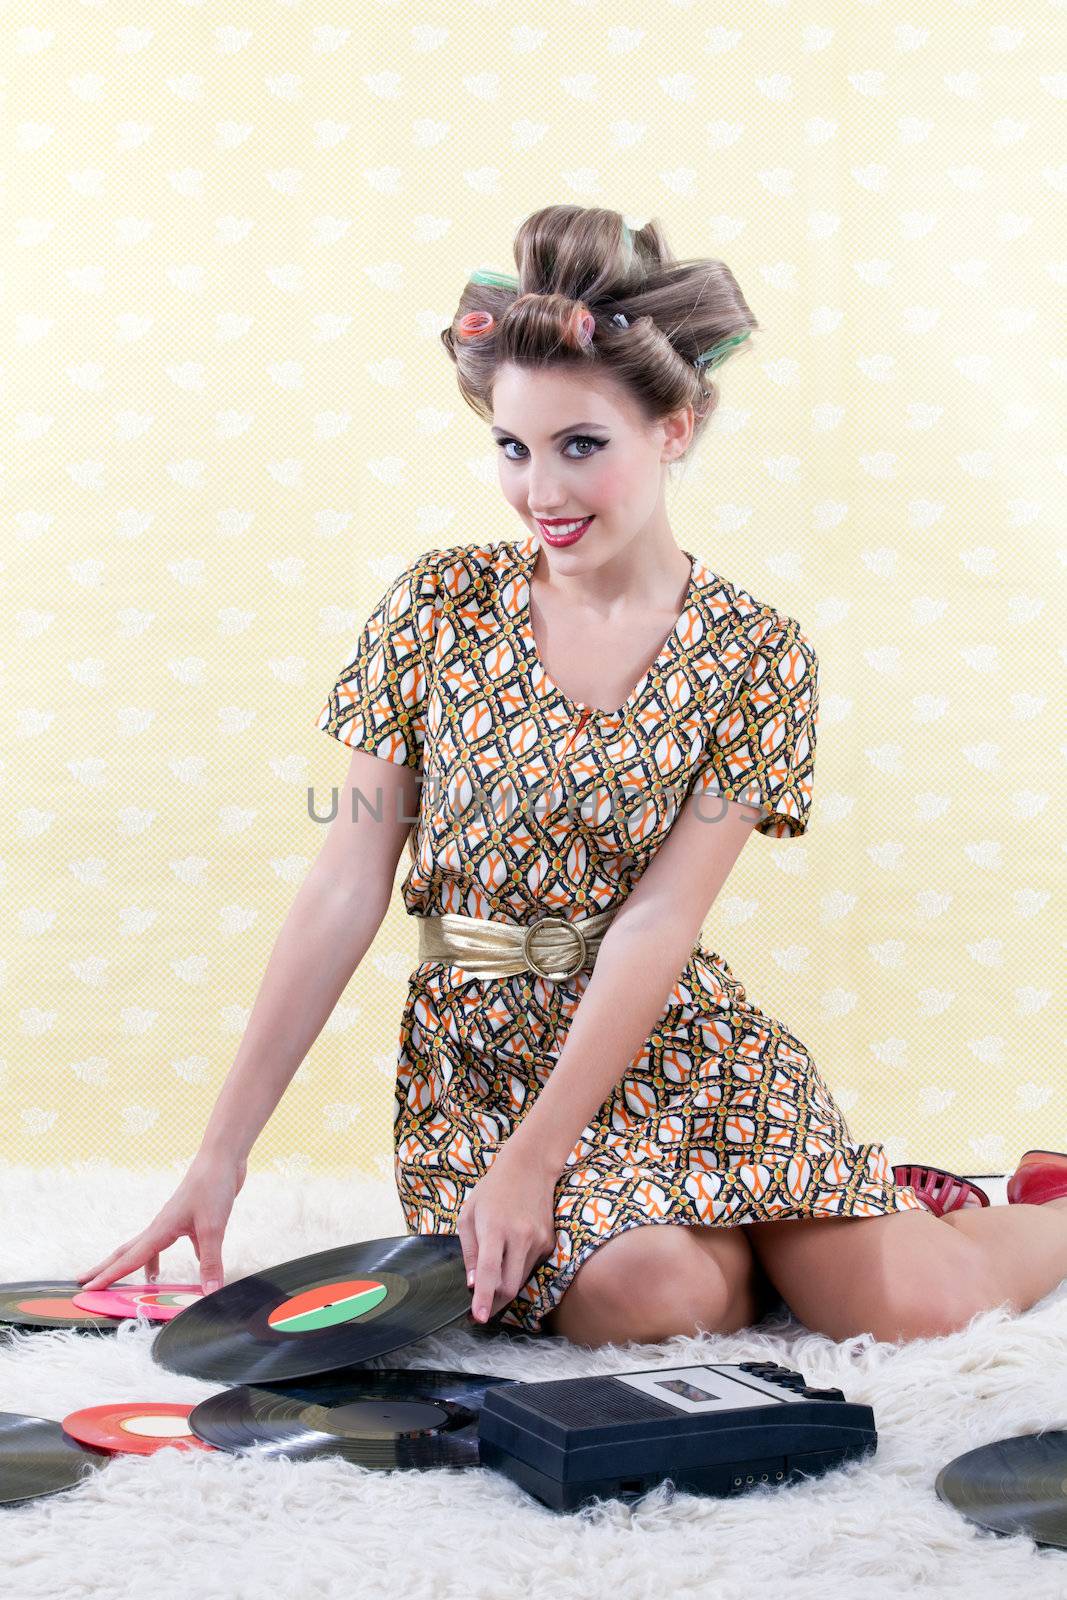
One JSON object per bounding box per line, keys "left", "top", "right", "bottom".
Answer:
{"left": 495, "top": 435, "right": 607, "bottom": 462}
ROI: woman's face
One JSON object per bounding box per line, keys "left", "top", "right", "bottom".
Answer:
{"left": 490, "top": 364, "right": 692, "bottom": 566}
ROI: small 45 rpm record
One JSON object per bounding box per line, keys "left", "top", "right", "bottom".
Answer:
{"left": 62, "top": 1402, "right": 216, "bottom": 1457}
{"left": 936, "top": 1429, "right": 1067, "bottom": 1550}
{"left": 188, "top": 1365, "right": 514, "bottom": 1470}
{"left": 0, "top": 1281, "right": 119, "bottom": 1333}
{"left": 152, "top": 1235, "right": 469, "bottom": 1385}
{"left": 0, "top": 1411, "right": 109, "bottom": 1505}
{"left": 73, "top": 1283, "right": 203, "bottom": 1323}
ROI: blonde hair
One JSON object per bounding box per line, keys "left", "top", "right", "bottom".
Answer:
{"left": 440, "top": 204, "right": 759, "bottom": 456}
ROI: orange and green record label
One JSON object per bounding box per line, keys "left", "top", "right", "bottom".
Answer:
{"left": 267, "top": 1278, "right": 389, "bottom": 1333}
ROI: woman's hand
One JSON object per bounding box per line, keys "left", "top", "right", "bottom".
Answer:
{"left": 457, "top": 1142, "right": 559, "bottom": 1323}
{"left": 77, "top": 1152, "right": 248, "bottom": 1296}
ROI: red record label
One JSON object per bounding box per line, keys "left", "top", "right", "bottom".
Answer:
{"left": 73, "top": 1283, "right": 203, "bottom": 1323}
{"left": 61, "top": 1402, "right": 216, "bottom": 1456}
{"left": 12, "top": 1297, "right": 89, "bottom": 1320}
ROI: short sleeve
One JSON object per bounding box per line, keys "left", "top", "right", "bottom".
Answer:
{"left": 314, "top": 550, "right": 441, "bottom": 771}
{"left": 690, "top": 614, "right": 819, "bottom": 838}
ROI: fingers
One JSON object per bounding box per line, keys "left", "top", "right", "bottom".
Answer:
{"left": 145, "top": 1251, "right": 160, "bottom": 1284}
{"left": 78, "top": 1248, "right": 126, "bottom": 1287}
{"left": 487, "top": 1245, "right": 527, "bottom": 1322}
{"left": 79, "top": 1224, "right": 178, "bottom": 1294}
{"left": 79, "top": 1246, "right": 147, "bottom": 1294}
{"left": 456, "top": 1209, "right": 477, "bottom": 1291}
{"left": 471, "top": 1236, "right": 502, "bottom": 1324}
{"left": 78, "top": 1240, "right": 139, "bottom": 1293}
{"left": 193, "top": 1227, "right": 224, "bottom": 1295}
{"left": 476, "top": 1237, "right": 543, "bottom": 1324}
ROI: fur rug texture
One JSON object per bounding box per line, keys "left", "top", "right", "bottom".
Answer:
{"left": 2, "top": 1162, "right": 1066, "bottom": 1600}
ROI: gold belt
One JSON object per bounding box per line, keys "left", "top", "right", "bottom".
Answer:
{"left": 415, "top": 907, "right": 618, "bottom": 981}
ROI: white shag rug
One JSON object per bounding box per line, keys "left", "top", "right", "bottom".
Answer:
{"left": 2, "top": 1162, "right": 1066, "bottom": 1600}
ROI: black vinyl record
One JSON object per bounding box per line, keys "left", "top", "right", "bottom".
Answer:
{"left": 936, "top": 1429, "right": 1067, "bottom": 1549}
{"left": 152, "top": 1235, "right": 472, "bottom": 1384}
{"left": 188, "top": 1364, "right": 515, "bottom": 1470}
{"left": 0, "top": 1412, "right": 109, "bottom": 1505}
{"left": 0, "top": 1281, "right": 120, "bottom": 1333}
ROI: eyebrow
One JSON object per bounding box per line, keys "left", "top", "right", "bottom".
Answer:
{"left": 490, "top": 420, "right": 609, "bottom": 441}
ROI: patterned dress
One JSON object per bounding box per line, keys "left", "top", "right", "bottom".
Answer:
{"left": 316, "top": 535, "right": 924, "bottom": 1334}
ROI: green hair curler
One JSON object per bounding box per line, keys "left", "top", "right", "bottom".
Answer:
{"left": 693, "top": 330, "right": 752, "bottom": 370}
{"left": 469, "top": 268, "right": 519, "bottom": 289}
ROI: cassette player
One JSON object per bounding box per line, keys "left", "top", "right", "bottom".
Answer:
{"left": 476, "top": 1359, "right": 875, "bottom": 1512}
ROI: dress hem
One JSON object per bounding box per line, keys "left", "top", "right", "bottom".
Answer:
{"left": 498, "top": 1176, "right": 926, "bottom": 1336}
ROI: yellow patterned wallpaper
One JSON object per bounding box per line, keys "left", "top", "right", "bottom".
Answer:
{"left": 4, "top": 4, "right": 1063, "bottom": 1176}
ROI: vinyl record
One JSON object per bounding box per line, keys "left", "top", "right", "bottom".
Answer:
{"left": 62, "top": 1402, "right": 217, "bottom": 1457}
{"left": 73, "top": 1283, "right": 204, "bottom": 1323}
{"left": 0, "top": 1281, "right": 120, "bottom": 1333}
{"left": 188, "top": 1365, "right": 515, "bottom": 1470}
{"left": 152, "top": 1235, "right": 471, "bottom": 1384}
{"left": 936, "top": 1429, "right": 1067, "bottom": 1549}
{"left": 0, "top": 1411, "right": 109, "bottom": 1505}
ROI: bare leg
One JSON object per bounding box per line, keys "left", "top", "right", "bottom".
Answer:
{"left": 939, "top": 1195, "right": 1067, "bottom": 1312}
{"left": 542, "top": 1222, "right": 763, "bottom": 1347}
{"left": 744, "top": 1197, "right": 1067, "bottom": 1344}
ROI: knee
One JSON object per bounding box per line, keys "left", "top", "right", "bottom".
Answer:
{"left": 566, "top": 1228, "right": 751, "bottom": 1346}
{"left": 632, "top": 1247, "right": 745, "bottom": 1342}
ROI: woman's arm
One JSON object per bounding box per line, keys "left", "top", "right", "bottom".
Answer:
{"left": 79, "top": 746, "right": 416, "bottom": 1292}
{"left": 199, "top": 745, "right": 419, "bottom": 1163}
{"left": 504, "top": 790, "right": 762, "bottom": 1175}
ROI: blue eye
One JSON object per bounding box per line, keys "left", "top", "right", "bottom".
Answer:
{"left": 496, "top": 434, "right": 606, "bottom": 462}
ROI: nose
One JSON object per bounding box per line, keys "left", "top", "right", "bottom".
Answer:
{"left": 524, "top": 466, "right": 569, "bottom": 515}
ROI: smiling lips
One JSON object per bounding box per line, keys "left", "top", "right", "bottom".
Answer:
{"left": 537, "top": 516, "right": 594, "bottom": 546}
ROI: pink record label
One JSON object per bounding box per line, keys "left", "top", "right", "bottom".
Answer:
{"left": 72, "top": 1283, "right": 204, "bottom": 1322}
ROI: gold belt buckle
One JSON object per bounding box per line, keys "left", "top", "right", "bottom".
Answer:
{"left": 522, "top": 913, "right": 588, "bottom": 981}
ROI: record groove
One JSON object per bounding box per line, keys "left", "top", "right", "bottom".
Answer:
{"left": 0, "top": 1412, "right": 109, "bottom": 1505}
{"left": 936, "top": 1430, "right": 1067, "bottom": 1549}
{"left": 152, "top": 1235, "right": 471, "bottom": 1384}
{"left": 189, "top": 1365, "right": 515, "bottom": 1470}
{"left": 0, "top": 1281, "right": 120, "bottom": 1333}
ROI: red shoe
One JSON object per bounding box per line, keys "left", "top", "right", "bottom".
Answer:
{"left": 892, "top": 1163, "right": 991, "bottom": 1216}
{"left": 1005, "top": 1149, "right": 1067, "bottom": 1206}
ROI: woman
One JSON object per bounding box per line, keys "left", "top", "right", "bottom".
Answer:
{"left": 79, "top": 205, "right": 1067, "bottom": 1348}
